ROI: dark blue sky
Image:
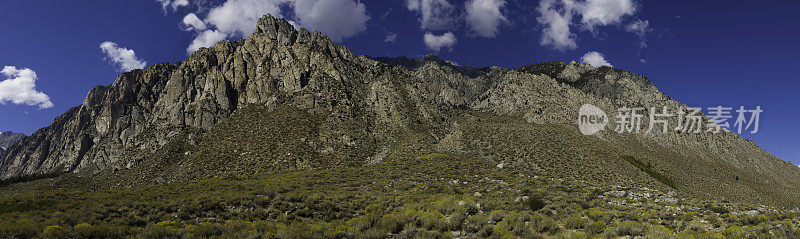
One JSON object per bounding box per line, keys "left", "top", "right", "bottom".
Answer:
{"left": 0, "top": 0, "right": 797, "bottom": 164}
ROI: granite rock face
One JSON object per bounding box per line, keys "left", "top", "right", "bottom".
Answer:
{"left": 0, "top": 15, "right": 798, "bottom": 206}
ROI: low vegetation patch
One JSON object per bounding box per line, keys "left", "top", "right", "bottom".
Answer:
{"left": 622, "top": 155, "right": 677, "bottom": 188}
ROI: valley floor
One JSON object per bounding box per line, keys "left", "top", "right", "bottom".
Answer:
{"left": 1, "top": 152, "right": 799, "bottom": 238}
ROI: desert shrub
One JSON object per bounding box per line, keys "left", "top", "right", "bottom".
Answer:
{"left": 306, "top": 222, "right": 347, "bottom": 238}
{"left": 447, "top": 210, "right": 467, "bottom": 230}
{"left": 396, "top": 225, "right": 447, "bottom": 239}
{"left": 643, "top": 225, "right": 673, "bottom": 239}
{"left": 74, "top": 223, "right": 127, "bottom": 238}
{"left": 140, "top": 220, "right": 184, "bottom": 238}
{"left": 276, "top": 222, "right": 312, "bottom": 239}
{"left": 465, "top": 214, "right": 489, "bottom": 233}
{"left": 359, "top": 227, "right": 388, "bottom": 239}
{"left": 613, "top": 221, "right": 647, "bottom": 237}
{"left": 415, "top": 211, "right": 448, "bottom": 231}
{"left": 379, "top": 212, "right": 412, "bottom": 233}
{"left": 347, "top": 215, "right": 377, "bottom": 232}
{"left": 680, "top": 212, "right": 696, "bottom": 221}
{"left": 183, "top": 222, "right": 219, "bottom": 238}
{"left": 707, "top": 203, "right": 730, "bottom": 214}
{"left": 493, "top": 221, "right": 515, "bottom": 239}
{"left": 587, "top": 208, "right": 603, "bottom": 220}
{"left": 524, "top": 196, "right": 546, "bottom": 211}
{"left": 43, "top": 225, "right": 72, "bottom": 238}
{"left": 562, "top": 216, "right": 588, "bottom": 229}
{"left": 0, "top": 218, "right": 42, "bottom": 238}
{"left": 587, "top": 220, "right": 606, "bottom": 234}
{"left": 531, "top": 214, "right": 559, "bottom": 233}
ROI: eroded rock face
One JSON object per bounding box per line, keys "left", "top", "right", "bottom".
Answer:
{"left": 0, "top": 15, "right": 797, "bottom": 208}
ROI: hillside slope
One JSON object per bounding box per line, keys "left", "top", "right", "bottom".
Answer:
{"left": 0, "top": 15, "right": 798, "bottom": 208}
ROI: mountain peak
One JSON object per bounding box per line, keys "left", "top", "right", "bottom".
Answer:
{"left": 254, "top": 14, "right": 299, "bottom": 46}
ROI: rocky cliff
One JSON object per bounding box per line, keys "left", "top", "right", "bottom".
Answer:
{"left": 1, "top": 15, "right": 798, "bottom": 206}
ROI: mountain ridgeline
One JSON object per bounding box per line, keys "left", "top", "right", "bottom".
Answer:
{"left": 1, "top": 15, "right": 798, "bottom": 207}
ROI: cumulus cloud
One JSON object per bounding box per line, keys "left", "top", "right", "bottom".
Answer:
{"left": 99, "top": 41, "right": 147, "bottom": 72}
{"left": 580, "top": 0, "right": 636, "bottom": 30}
{"left": 183, "top": 0, "right": 369, "bottom": 52}
{"left": 537, "top": 0, "right": 577, "bottom": 50}
{"left": 0, "top": 66, "right": 53, "bottom": 109}
{"left": 424, "top": 32, "right": 457, "bottom": 51}
{"left": 182, "top": 13, "right": 207, "bottom": 31}
{"left": 465, "top": 0, "right": 507, "bottom": 38}
{"left": 536, "top": 0, "right": 639, "bottom": 50}
{"left": 385, "top": 32, "right": 398, "bottom": 43}
{"left": 187, "top": 30, "right": 228, "bottom": 53}
{"left": 407, "top": 0, "right": 456, "bottom": 31}
{"left": 293, "top": 0, "right": 369, "bottom": 41}
{"left": 205, "top": 0, "right": 286, "bottom": 37}
{"left": 183, "top": 0, "right": 286, "bottom": 53}
{"left": 156, "top": 0, "right": 189, "bottom": 12}
{"left": 580, "top": 51, "right": 612, "bottom": 68}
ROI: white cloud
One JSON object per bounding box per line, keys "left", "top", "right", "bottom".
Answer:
{"left": 172, "top": 0, "right": 189, "bottom": 9}
{"left": 205, "top": 0, "right": 286, "bottom": 37}
{"left": 99, "top": 41, "right": 147, "bottom": 72}
{"left": 406, "top": 0, "right": 421, "bottom": 11}
{"left": 187, "top": 30, "right": 228, "bottom": 53}
{"left": 424, "top": 32, "right": 457, "bottom": 51}
{"left": 184, "top": 0, "right": 286, "bottom": 53}
{"left": 293, "top": 0, "right": 370, "bottom": 42}
{"left": 580, "top": 51, "right": 612, "bottom": 68}
{"left": 407, "top": 0, "right": 456, "bottom": 31}
{"left": 536, "top": 0, "right": 638, "bottom": 50}
{"left": 537, "top": 0, "right": 577, "bottom": 50}
{"left": 580, "top": 0, "right": 637, "bottom": 30}
{"left": 625, "top": 19, "right": 649, "bottom": 38}
{"left": 385, "top": 32, "right": 398, "bottom": 43}
{"left": 465, "top": 0, "right": 507, "bottom": 38}
{"left": 0, "top": 66, "right": 53, "bottom": 109}
{"left": 625, "top": 19, "right": 650, "bottom": 47}
{"left": 156, "top": 0, "right": 190, "bottom": 12}
{"left": 182, "top": 13, "right": 207, "bottom": 31}
{"left": 184, "top": 0, "right": 370, "bottom": 53}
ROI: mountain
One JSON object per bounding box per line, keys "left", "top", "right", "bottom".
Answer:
{"left": 2, "top": 14, "right": 800, "bottom": 238}
{"left": 0, "top": 131, "right": 25, "bottom": 155}
{"left": 1, "top": 14, "right": 798, "bottom": 208}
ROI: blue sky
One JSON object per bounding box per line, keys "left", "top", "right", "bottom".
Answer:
{"left": 0, "top": 0, "right": 797, "bottom": 165}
